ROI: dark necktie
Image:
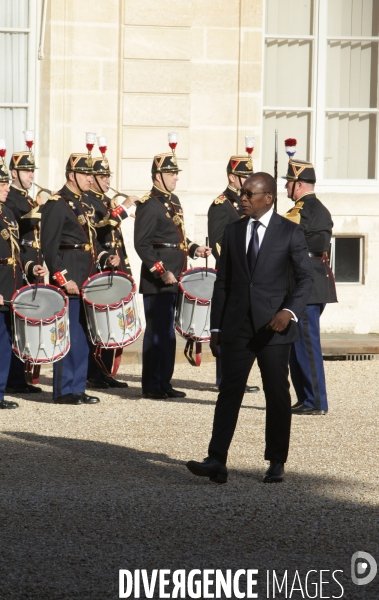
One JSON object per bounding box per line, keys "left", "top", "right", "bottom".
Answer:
{"left": 247, "top": 220, "right": 261, "bottom": 275}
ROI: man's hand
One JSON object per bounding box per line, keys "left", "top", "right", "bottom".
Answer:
{"left": 161, "top": 270, "right": 177, "bottom": 285}
{"left": 195, "top": 245, "right": 212, "bottom": 258}
{"left": 107, "top": 254, "right": 121, "bottom": 268}
{"left": 0, "top": 294, "right": 4, "bottom": 306}
{"left": 210, "top": 331, "right": 221, "bottom": 358}
{"left": 122, "top": 195, "right": 140, "bottom": 209}
{"left": 267, "top": 310, "right": 292, "bottom": 333}
{"left": 33, "top": 265, "right": 47, "bottom": 278}
{"left": 64, "top": 280, "right": 80, "bottom": 295}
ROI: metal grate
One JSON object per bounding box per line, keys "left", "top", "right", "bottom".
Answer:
{"left": 346, "top": 354, "right": 378, "bottom": 361}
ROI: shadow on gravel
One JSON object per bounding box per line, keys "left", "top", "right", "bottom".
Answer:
{"left": 1, "top": 431, "right": 378, "bottom": 600}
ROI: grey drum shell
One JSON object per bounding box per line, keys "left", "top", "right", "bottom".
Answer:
{"left": 11, "top": 284, "right": 70, "bottom": 364}
{"left": 81, "top": 271, "right": 142, "bottom": 348}
{"left": 175, "top": 268, "right": 217, "bottom": 342}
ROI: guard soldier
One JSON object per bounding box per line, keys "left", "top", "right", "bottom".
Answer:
{"left": 41, "top": 151, "right": 120, "bottom": 405}
{"left": 84, "top": 146, "right": 138, "bottom": 389}
{"left": 208, "top": 156, "right": 259, "bottom": 392}
{"left": 134, "top": 151, "right": 211, "bottom": 399}
{"left": 4, "top": 146, "right": 47, "bottom": 394}
{"left": 0, "top": 148, "right": 44, "bottom": 408}
{"left": 283, "top": 158, "right": 337, "bottom": 415}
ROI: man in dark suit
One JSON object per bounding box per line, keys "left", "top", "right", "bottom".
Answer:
{"left": 283, "top": 159, "right": 337, "bottom": 415}
{"left": 186, "top": 172, "right": 314, "bottom": 484}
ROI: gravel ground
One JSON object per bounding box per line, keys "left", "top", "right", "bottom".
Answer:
{"left": 1, "top": 360, "right": 378, "bottom": 599}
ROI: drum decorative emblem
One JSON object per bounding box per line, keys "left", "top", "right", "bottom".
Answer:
{"left": 50, "top": 321, "right": 66, "bottom": 344}
{"left": 118, "top": 307, "right": 135, "bottom": 331}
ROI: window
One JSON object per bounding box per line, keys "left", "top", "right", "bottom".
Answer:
{"left": 263, "top": 0, "right": 379, "bottom": 185}
{"left": 330, "top": 236, "right": 364, "bottom": 283}
{"left": 0, "top": 0, "right": 38, "bottom": 157}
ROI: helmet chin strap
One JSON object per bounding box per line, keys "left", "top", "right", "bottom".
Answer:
{"left": 291, "top": 180, "right": 297, "bottom": 201}
{"left": 160, "top": 172, "right": 171, "bottom": 195}
{"left": 74, "top": 172, "right": 85, "bottom": 195}
{"left": 93, "top": 175, "right": 103, "bottom": 194}
{"left": 17, "top": 171, "right": 28, "bottom": 192}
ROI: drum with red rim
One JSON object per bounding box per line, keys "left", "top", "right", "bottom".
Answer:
{"left": 11, "top": 283, "right": 70, "bottom": 364}
{"left": 81, "top": 271, "right": 142, "bottom": 348}
{"left": 175, "top": 267, "right": 217, "bottom": 342}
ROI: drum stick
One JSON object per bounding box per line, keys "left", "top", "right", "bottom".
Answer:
{"left": 110, "top": 266, "right": 114, "bottom": 287}
{"left": 32, "top": 276, "right": 40, "bottom": 302}
{"left": 205, "top": 236, "right": 209, "bottom": 277}
{"left": 4, "top": 300, "right": 39, "bottom": 309}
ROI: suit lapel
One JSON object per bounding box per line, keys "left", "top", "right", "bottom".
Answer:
{"left": 235, "top": 216, "right": 250, "bottom": 274}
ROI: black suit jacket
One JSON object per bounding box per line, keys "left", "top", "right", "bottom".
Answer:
{"left": 210, "top": 211, "right": 314, "bottom": 344}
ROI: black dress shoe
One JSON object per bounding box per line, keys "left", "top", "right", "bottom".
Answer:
{"left": 245, "top": 385, "right": 260, "bottom": 393}
{"left": 54, "top": 393, "right": 83, "bottom": 405}
{"left": 291, "top": 400, "right": 303, "bottom": 409}
{"left": 0, "top": 399, "right": 19, "bottom": 409}
{"left": 292, "top": 403, "right": 327, "bottom": 415}
{"left": 5, "top": 384, "right": 42, "bottom": 394}
{"left": 165, "top": 389, "right": 186, "bottom": 398}
{"left": 101, "top": 375, "right": 129, "bottom": 388}
{"left": 77, "top": 393, "right": 100, "bottom": 404}
{"left": 87, "top": 378, "right": 109, "bottom": 390}
{"left": 186, "top": 456, "right": 228, "bottom": 484}
{"left": 143, "top": 391, "right": 168, "bottom": 399}
{"left": 263, "top": 460, "right": 284, "bottom": 483}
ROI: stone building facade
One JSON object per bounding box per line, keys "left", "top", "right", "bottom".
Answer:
{"left": 2, "top": 0, "right": 378, "bottom": 333}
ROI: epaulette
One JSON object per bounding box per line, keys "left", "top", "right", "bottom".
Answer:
{"left": 139, "top": 192, "right": 151, "bottom": 204}
{"left": 283, "top": 201, "right": 304, "bottom": 224}
{"left": 213, "top": 194, "right": 227, "bottom": 205}
{"left": 47, "top": 194, "right": 61, "bottom": 202}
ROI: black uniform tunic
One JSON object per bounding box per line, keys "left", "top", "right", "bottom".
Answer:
{"left": 83, "top": 189, "right": 132, "bottom": 276}
{"left": 41, "top": 184, "right": 108, "bottom": 293}
{"left": 207, "top": 185, "right": 243, "bottom": 267}
{"left": 134, "top": 185, "right": 199, "bottom": 295}
{"left": 284, "top": 192, "right": 337, "bottom": 305}
{"left": 0, "top": 204, "right": 31, "bottom": 310}
{"left": 5, "top": 185, "right": 42, "bottom": 277}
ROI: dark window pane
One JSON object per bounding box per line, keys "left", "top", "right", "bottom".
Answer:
{"left": 334, "top": 238, "right": 360, "bottom": 282}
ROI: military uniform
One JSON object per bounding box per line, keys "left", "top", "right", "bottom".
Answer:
{"left": 134, "top": 153, "right": 199, "bottom": 395}
{"left": 41, "top": 154, "right": 109, "bottom": 401}
{"left": 284, "top": 159, "right": 337, "bottom": 413}
{"left": 5, "top": 152, "right": 44, "bottom": 391}
{"left": 0, "top": 157, "right": 36, "bottom": 408}
{"left": 208, "top": 156, "right": 253, "bottom": 267}
{"left": 83, "top": 156, "right": 132, "bottom": 384}
{"left": 208, "top": 156, "right": 254, "bottom": 387}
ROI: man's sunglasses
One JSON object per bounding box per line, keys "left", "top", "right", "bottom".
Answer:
{"left": 240, "top": 189, "right": 270, "bottom": 200}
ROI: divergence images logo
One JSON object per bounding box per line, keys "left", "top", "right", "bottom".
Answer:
{"left": 351, "top": 552, "right": 377, "bottom": 586}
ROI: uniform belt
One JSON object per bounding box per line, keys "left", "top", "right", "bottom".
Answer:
{"left": 59, "top": 243, "right": 91, "bottom": 251}
{"left": 0, "top": 257, "right": 15, "bottom": 266}
{"left": 152, "top": 242, "right": 187, "bottom": 250}
{"left": 21, "top": 239, "right": 40, "bottom": 249}
{"left": 103, "top": 240, "right": 122, "bottom": 248}
{"left": 309, "top": 252, "right": 328, "bottom": 258}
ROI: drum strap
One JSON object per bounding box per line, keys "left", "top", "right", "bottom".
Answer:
{"left": 61, "top": 193, "right": 95, "bottom": 256}
{"left": 0, "top": 214, "right": 22, "bottom": 274}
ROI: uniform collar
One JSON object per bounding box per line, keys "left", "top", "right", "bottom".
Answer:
{"left": 294, "top": 191, "right": 316, "bottom": 203}
{"left": 152, "top": 184, "right": 171, "bottom": 199}
{"left": 64, "top": 183, "right": 81, "bottom": 200}
{"left": 10, "top": 183, "right": 28, "bottom": 197}
{"left": 89, "top": 188, "right": 104, "bottom": 200}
